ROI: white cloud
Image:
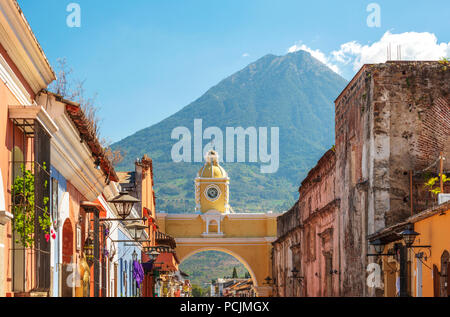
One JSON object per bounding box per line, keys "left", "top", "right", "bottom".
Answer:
{"left": 331, "top": 31, "right": 450, "bottom": 71}
{"left": 242, "top": 53, "right": 250, "bottom": 58}
{"left": 288, "top": 43, "right": 341, "bottom": 74}
{"left": 288, "top": 31, "right": 450, "bottom": 78}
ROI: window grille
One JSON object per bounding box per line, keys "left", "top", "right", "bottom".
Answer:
{"left": 10, "top": 119, "right": 51, "bottom": 293}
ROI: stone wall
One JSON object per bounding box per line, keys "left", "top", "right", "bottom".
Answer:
{"left": 335, "top": 61, "right": 450, "bottom": 296}
{"left": 273, "top": 149, "right": 338, "bottom": 297}
{"left": 274, "top": 61, "right": 450, "bottom": 297}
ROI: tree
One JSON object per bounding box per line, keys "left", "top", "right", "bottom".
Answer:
{"left": 191, "top": 284, "right": 205, "bottom": 297}
{"left": 232, "top": 267, "right": 238, "bottom": 278}
{"left": 48, "top": 58, "right": 124, "bottom": 166}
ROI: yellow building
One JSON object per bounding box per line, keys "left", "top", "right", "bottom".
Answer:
{"left": 157, "top": 150, "right": 278, "bottom": 296}
{"left": 412, "top": 202, "right": 450, "bottom": 297}
{"left": 368, "top": 201, "right": 450, "bottom": 297}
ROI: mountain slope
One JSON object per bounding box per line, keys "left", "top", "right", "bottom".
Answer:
{"left": 112, "top": 50, "right": 348, "bottom": 213}
{"left": 179, "top": 251, "right": 248, "bottom": 291}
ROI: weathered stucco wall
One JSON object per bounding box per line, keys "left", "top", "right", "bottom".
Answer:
{"left": 275, "top": 61, "right": 449, "bottom": 297}
{"left": 273, "top": 149, "right": 338, "bottom": 297}
{"left": 335, "top": 61, "right": 450, "bottom": 296}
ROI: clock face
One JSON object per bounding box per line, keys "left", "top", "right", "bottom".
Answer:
{"left": 205, "top": 185, "right": 221, "bottom": 201}
{"left": 207, "top": 187, "right": 219, "bottom": 199}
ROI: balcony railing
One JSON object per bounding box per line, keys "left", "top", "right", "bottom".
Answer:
{"left": 155, "top": 231, "right": 177, "bottom": 249}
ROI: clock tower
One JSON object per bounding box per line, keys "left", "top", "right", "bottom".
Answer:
{"left": 195, "top": 150, "right": 230, "bottom": 214}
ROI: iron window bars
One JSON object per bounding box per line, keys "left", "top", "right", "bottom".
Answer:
{"left": 10, "top": 119, "right": 51, "bottom": 293}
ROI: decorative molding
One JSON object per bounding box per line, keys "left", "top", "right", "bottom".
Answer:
{"left": 159, "top": 213, "right": 199, "bottom": 220}
{"left": 0, "top": 0, "right": 55, "bottom": 93}
{"left": 195, "top": 177, "right": 230, "bottom": 182}
{"left": 0, "top": 51, "right": 30, "bottom": 104}
{"left": 201, "top": 232, "right": 225, "bottom": 238}
{"left": 0, "top": 210, "right": 13, "bottom": 225}
{"left": 226, "top": 213, "right": 279, "bottom": 219}
{"left": 175, "top": 237, "right": 276, "bottom": 245}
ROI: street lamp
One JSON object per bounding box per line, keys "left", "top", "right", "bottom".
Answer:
{"left": 399, "top": 225, "right": 420, "bottom": 247}
{"left": 84, "top": 236, "right": 94, "bottom": 266}
{"left": 290, "top": 267, "right": 304, "bottom": 282}
{"left": 370, "top": 239, "right": 386, "bottom": 255}
{"left": 108, "top": 191, "right": 140, "bottom": 219}
{"left": 290, "top": 267, "right": 304, "bottom": 283}
{"left": 367, "top": 239, "right": 396, "bottom": 257}
{"left": 148, "top": 250, "right": 160, "bottom": 261}
{"left": 290, "top": 267, "right": 303, "bottom": 297}
{"left": 126, "top": 222, "right": 148, "bottom": 241}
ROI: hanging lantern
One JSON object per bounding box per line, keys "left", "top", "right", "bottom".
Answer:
{"left": 126, "top": 222, "right": 148, "bottom": 241}
{"left": 148, "top": 250, "right": 160, "bottom": 261}
{"left": 84, "top": 236, "right": 94, "bottom": 266}
{"left": 369, "top": 239, "right": 386, "bottom": 255}
{"left": 399, "top": 225, "right": 420, "bottom": 247}
{"left": 108, "top": 191, "right": 140, "bottom": 219}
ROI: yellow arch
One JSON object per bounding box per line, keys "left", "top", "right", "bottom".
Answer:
{"left": 157, "top": 212, "right": 277, "bottom": 296}
{"left": 179, "top": 246, "right": 259, "bottom": 287}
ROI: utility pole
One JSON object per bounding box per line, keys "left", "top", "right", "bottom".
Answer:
{"left": 398, "top": 244, "right": 408, "bottom": 297}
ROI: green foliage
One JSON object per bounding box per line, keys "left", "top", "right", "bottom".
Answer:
{"left": 12, "top": 164, "right": 51, "bottom": 248}
{"left": 439, "top": 57, "right": 449, "bottom": 71}
{"left": 191, "top": 284, "right": 206, "bottom": 297}
{"left": 112, "top": 51, "right": 348, "bottom": 213}
{"left": 232, "top": 267, "right": 238, "bottom": 278}
{"left": 179, "top": 251, "right": 248, "bottom": 289}
{"left": 406, "top": 77, "right": 411, "bottom": 88}
{"left": 424, "top": 173, "right": 450, "bottom": 196}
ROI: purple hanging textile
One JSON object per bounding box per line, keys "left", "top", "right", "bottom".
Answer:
{"left": 133, "top": 260, "right": 145, "bottom": 288}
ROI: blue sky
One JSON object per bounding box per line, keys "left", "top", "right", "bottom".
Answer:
{"left": 18, "top": 0, "right": 450, "bottom": 143}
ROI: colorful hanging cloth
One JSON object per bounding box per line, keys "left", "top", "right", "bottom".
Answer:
{"left": 133, "top": 260, "right": 145, "bottom": 288}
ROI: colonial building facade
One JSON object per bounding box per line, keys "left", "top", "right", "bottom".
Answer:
{"left": 273, "top": 61, "right": 450, "bottom": 297}
{"left": 273, "top": 149, "right": 338, "bottom": 297}
{"left": 0, "top": 0, "right": 55, "bottom": 297}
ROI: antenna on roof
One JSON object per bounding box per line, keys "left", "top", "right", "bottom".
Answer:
{"left": 386, "top": 43, "right": 392, "bottom": 61}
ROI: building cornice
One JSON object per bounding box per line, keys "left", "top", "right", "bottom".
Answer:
{"left": 51, "top": 113, "right": 106, "bottom": 201}
{"left": 301, "top": 198, "right": 340, "bottom": 224}
{"left": 226, "top": 213, "right": 279, "bottom": 219}
{"left": 0, "top": 210, "right": 13, "bottom": 225}
{"left": 0, "top": 51, "right": 30, "bottom": 104}
{"left": 175, "top": 237, "right": 276, "bottom": 245}
{"left": 0, "top": 0, "right": 55, "bottom": 94}
{"left": 157, "top": 212, "right": 279, "bottom": 220}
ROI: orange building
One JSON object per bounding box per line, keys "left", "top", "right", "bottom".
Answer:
{"left": 0, "top": 0, "right": 55, "bottom": 296}
{"left": 368, "top": 201, "right": 450, "bottom": 297}
{"left": 411, "top": 202, "right": 450, "bottom": 297}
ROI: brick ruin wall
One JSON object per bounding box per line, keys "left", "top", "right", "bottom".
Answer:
{"left": 335, "top": 61, "right": 450, "bottom": 296}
